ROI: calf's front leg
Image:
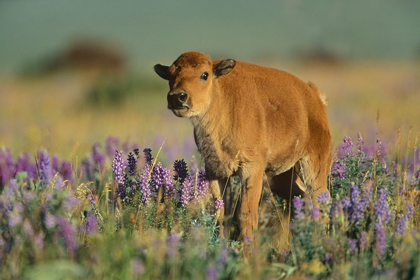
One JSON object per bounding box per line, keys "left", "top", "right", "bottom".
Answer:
{"left": 238, "top": 168, "right": 264, "bottom": 241}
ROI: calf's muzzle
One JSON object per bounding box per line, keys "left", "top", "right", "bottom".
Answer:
{"left": 167, "top": 92, "right": 189, "bottom": 109}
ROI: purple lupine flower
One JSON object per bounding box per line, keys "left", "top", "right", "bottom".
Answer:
{"left": 39, "top": 149, "right": 53, "bottom": 186}
{"left": 173, "top": 159, "right": 189, "bottom": 183}
{"left": 312, "top": 206, "right": 320, "bottom": 219}
{"left": 348, "top": 238, "right": 358, "bottom": 253}
{"left": 34, "top": 233, "right": 45, "bottom": 250}
{"left": 350, "top": 185, "right": 365, "bottom": 225}
{"left": 318, "top": 192, "right": 330, "bottom": 204}
{"left": 341, "top": 136, "right": 354, "bottom": 156}
{"left": 64, "top": 195, "right": 80, "bottom": 211}
{"left": 58, "top": 216, "right": 77, "bottom": 254}
{"left": 167, "top": 232, "right": 181, "bottom": 257}
{"left": 52, "top": 155, "right": 60, "bottom": 174}
{"left": 331, "top": 160, "right": 347, "bottom": 180}
{"left": 0, "top": 148, "right": 15, "bottom": 186}
{"left": 8, "top": 212, "right": 22, "bottom": 228}
{"left": 395, "top": 204, "right": 414, "bottom": 236}
{"left": 215, "top": 198, "right": 224, "bottom": 210}
{"left": 292, "top": 197, "right": 305, "bottom": 220}
{"left": 88, "top": 192, "right": 96, "bottom": 205}
{"left": 391, "top": 161, "right": 398, "bottom": 179}
{"left": 127, "top": 152, "right": 137, "bottom": 176}
{"left": 44, "top": 212, "right": 57, "bottom": 229}
{"left": 138, "top": 164, "right": 153, "bottom": 205}
{"left": 86, "top": 213, "right": 98, "bottom": 235}
{"left": 206, "top": 265, "right": 218, "bottom": 280}
{"left": 375, "top": 188, "right": 391, "bottom": 227}
{"left": 375, "top": 226, "right": 386, "bottom": 260}
{"left": 217, "top": 245, "right": 229, "bottom": 266}
{"left": 359, "top": 231, "right": 369, "bottom": 251}
{"left": 143, "top": 148, "right": 153, "bottom": 164}
{"left": 152, "top": 162, "right": 173, "bottom": 189}
{"left": 92, "top": 143, "right": 106, "bottom": 170}
{"left": 60, "top": 160, "right": 73, "bottom": 181}
{"left": 16, "top": 153, "right": 37, "bottom": 179}
{"left": 105, "top": 136, "right": 120, "bottom": 158}
{"left": 196, "top": 169, "right": 209, "bottom": 197}
{"left": 356, "top": 133, "right": 365, "bottom": 153}
{"left": 112, "top": 150, "right": 127, "bottom": 186}
{"left": 181, "top": 176, "right": 193, "bottom": 206}
{"left": 180, "top": 176, "right": 194, "bottom": 206}
{"left": 341, "top": 197, "right": 351, "bottom": 212}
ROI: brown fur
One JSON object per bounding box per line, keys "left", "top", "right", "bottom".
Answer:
{"left": 154, "top": 51, "right": 332, "bottom": 240}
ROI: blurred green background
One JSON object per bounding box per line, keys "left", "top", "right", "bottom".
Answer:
{"left": 0, "top": 0, "right": 419, "bottom": 162}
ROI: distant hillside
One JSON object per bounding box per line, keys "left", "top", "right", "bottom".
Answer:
{"left": 0, "top": 0, "right": 419, "bottom": 72}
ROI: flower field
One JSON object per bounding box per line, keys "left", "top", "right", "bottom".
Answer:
{"left": 1, "top": 132, "right": 419, "bottom": 279}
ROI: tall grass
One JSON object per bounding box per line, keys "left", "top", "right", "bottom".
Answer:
{"left": 0, "top": 133, "right": 419, "bottom": 279}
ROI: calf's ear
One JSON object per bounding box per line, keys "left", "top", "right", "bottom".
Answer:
{"left": 213, "top": 59, "right": 236, "bottom": 77}
{"left": 154, "top": 64, "right": 170, "bottom": 80}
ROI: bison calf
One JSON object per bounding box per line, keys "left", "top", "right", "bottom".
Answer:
{"left": 154, "top": 51, "right": 332, "bottom": 240}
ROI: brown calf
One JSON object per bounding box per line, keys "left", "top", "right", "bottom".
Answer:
{"left": 154, "top": 51, "right": 332, "bottom": 240}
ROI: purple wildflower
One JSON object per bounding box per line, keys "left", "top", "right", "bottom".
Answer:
{"left": 0, "top": 148, "right": 15, "bottom": 186}
{"left": 52, "top": 155, "right": 60, "bottom": 174}
{"left": 356, "top": 133, "right": 365, "bottom": 153}
{"left": 34, "top": 233, "right": 45, "bottom": 250}
{"left": 318, "top": 192, "right": 330, "bottom": 204}
{"left": 167, "top": 232, "right": 181, "bottom": 257}
{"left": 152, "top": 162, "right": 174, "bottom": 194}
{"left": 60, "top": 160, "right": 73, "bottom": 181}
{"left": 341, "top": 136, "right": 354, "bottom": 156}
{"left": 112, "top": 150, "right": 127, "bottom": 186}
{"left": 375, "top": 226, "right": 386, "bottom": 260}
{"left": 8, "top": 212, "right": 22, "bottom": 228}
{"left": 38, "top": 149, "right": 53, "bottom": 186}
{"left": 348, "top": 238, "right": 358, "bottom": 254}
{"left": 86, "top": 213, "right": 98, "bottom": 235}
{"left": 395, "top": 204, "right": 414, "bottom": 236}
{"left": 292, "top": 197, "right": 305, "bottom": 220}
{"left": 312, "top": 206, "right": 320, "bottom": 219}
{"left": 143, "top": 148, "right": 153, "bottom": 164}
{"left": 180, "top": 176, "right": 194, "bottom": 206}
{"left": 215, "top": 198, "right": 224, "bottom": 210}
{"left": 57, "top": 216, "right": 77, "bottom": 254}
{"left": 44, "top": 212, "right": 57, "bottom": 229}
{"left": 64, "top": 195, "right": 80, "bottom": 211}
{"left": 173, "top": 159, "right": 189, "bottom": 183}
{"left": 105, "top": 136, "right": 120, "bottom": 158}
{"left": 206, "top": 265, "right": 218, "bottom": 280}
{"left": 92, "top": 143, "right": 106, "bottom": 170}
{"left": 350, "top": 185, "right": 365, "bottom": 225}
{"left": 138, "top": 164, "right": 153, "bottom": 205}
{"left": 127, "top": 152, "right": 137, "bottom": 176}
{"left": 16, "top": 153, "right": 37, "bottom": 179}
{"left": 217, "top": 245, "right": 229, "bottom": 266}
{"left": 331, "top": 160, "right": 347, "bottom": 180}
{"left": 375, "top": 188, "right": 391, "bottom": 227}
{"left": 196, "top": 169, "right": 209, "bottom": 197}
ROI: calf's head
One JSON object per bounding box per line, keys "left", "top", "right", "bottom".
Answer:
{"left": 154, "top": 51, "right": 236, "bottom": 118}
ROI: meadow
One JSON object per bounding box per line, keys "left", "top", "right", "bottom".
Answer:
{"left": 0, "top": 60, "right": 420, "bottom": 279}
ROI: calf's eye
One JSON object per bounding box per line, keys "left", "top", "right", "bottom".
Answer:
{"left": 200, "top": 72, "right": 209, "bottom": 81}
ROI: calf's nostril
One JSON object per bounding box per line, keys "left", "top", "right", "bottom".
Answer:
{"left": 178, "top": 92, "right": 188, "bottom": 103}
